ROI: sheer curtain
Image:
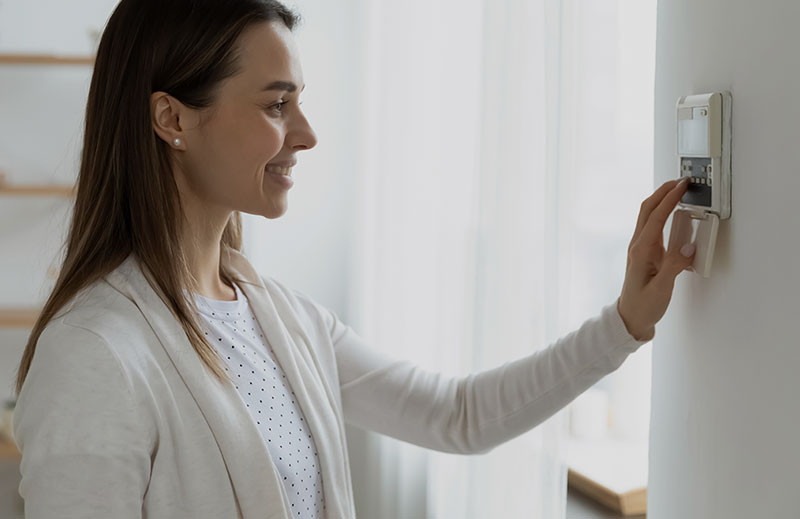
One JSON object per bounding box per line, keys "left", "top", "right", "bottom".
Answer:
{"left": 344, "top": 0, "right": 657, "bottom": 516}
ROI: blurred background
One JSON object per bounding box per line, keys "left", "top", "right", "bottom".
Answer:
{"left": 0, "top": 0, "right": 659, "bottom": 517}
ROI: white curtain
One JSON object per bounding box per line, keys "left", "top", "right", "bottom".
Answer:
{"left": 344, "top": 0, "right": 657, "bottom": 516}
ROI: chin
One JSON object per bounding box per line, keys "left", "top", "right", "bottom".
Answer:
{"left": 260, "top": 200, "right": 289, "bottom": 219}
{"left": 237, "top": 197, "right": 288, "bottom": 219}
{"left": 261, "top": 210, "right": 286, "bottom": 219}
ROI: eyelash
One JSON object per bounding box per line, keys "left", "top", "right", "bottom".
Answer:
{"left": 268, "top": 100, "right": 303, "bottom": 114}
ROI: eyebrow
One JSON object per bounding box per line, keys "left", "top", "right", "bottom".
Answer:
{"left": 261, "top": 81, "right": 306, "bottom": 93}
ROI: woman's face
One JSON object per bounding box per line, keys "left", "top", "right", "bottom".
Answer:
{"left": 159, "top": 20, "right": 317, "bottom": 220}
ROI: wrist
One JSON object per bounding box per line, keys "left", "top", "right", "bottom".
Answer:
{"left": 629, "top": 325, "right": 655, "bottom": 342}
{"left": 617, "top": 298, "right": 655, "bottom": 342}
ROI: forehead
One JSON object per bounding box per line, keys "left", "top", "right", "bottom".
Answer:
{"left": 231, "top": 20, "right": 303, "bottom": 93}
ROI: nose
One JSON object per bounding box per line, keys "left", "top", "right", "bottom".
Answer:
{"left": 289, "top": 110, "right": 317, "bottom": 152}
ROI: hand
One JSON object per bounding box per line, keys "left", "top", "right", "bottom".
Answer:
{"left": 617, "top": 178, "right": 696, "bottom": 341}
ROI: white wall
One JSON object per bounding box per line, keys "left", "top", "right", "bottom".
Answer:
{"left": 649, "top": 1, "right": 800, "bottom": 517}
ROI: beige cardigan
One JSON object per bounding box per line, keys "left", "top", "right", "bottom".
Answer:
{"left": 13, "top": 248, "right": 647, "bottom": 518}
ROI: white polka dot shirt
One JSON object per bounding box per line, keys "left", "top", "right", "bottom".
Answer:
{"left": 190, "top": 281, "right": 325, "bottom": 518}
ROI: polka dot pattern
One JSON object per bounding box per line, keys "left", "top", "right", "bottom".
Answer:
{"left": 190, "top": 282, "right": 326, "bottom": 518}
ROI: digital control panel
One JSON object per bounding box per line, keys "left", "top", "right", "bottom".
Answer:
{"left": 676, "top": 92, "right": 731, "bottom": 220}
{"left": 670, "top": 91, "right": 732, "bottom": 278}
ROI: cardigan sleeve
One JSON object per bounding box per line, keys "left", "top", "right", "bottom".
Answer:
{"left": 311, "top": 296, "right": 649, "bottom": 455}
{"left": 13, "top": 319, "right": 151, "bottom": 518}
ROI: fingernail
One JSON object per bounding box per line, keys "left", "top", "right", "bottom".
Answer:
{"left": 681, "top": 243, "right": 696, "bottom": 257}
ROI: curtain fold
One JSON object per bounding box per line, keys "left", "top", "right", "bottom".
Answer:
{"left": 348, "top": 0, "right": 574, "bottom": 516}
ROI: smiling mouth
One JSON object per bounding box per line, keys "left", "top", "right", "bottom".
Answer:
{"left": 265, "top": 165, "right": 292, "bottom": 176}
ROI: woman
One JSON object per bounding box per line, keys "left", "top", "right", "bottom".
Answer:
{"left": 12, "top": 0, "right": 695, "bottom": 517}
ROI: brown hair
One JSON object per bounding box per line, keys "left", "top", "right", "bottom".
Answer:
{"left": 14, "top": 0, "right": 303, "bottom": 396}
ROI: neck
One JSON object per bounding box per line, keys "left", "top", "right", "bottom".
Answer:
{"left": 176, "top": 169, "right": 235, "bottom": 301}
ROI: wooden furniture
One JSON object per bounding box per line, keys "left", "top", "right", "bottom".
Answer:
{"left": 0, "top": 172, "right": 75, "bottom": 198}
{"left": 0, "top": 309, "right": 41, "bottom": 329}
{"left": 0, "top": 53, "right": 94, "bottom": 65}
{"left": 0, "top": 54, "right": 89, "bottom": 329}
{"left": 0, "top": 53, "right": 89, "bottom": 198}
{"left": 568, "top": 468, "right": 646, "bottom": 516}
{"left": 567, "top": 437, "right": 648, "bottom": 516}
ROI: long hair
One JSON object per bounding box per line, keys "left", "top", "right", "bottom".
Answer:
{"left": 14, "top": 0, "right": 302, "bottom": 396}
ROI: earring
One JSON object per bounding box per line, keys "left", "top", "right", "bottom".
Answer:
{"left": 173, "top": 138, "right": 182, "bottom": 147}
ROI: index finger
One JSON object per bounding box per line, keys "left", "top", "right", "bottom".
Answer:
{"left": 637, "top": 178, "right": 690, "bottom": 246}
{"left": 632, "top": 178, "right": 686, "bottom": 243}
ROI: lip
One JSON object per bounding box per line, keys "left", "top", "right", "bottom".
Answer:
{"left": 268, "top": 171, "right": 294, "bottom": 189}
{"left": 266, "top": 160, "right": 297, "bottom": 168}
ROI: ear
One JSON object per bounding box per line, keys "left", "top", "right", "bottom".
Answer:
{"left": 150, "top": 92, "right": 199, "bottom": 149}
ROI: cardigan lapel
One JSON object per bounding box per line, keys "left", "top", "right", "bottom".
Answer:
{"left": 104, "top": 254, "right": 292, "bottom": 519}
{"left": 222, "top": 248, "right": 355, "bottom": 519}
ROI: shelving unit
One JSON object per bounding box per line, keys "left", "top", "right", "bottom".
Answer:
{"left": 0, "top": 53, "right": 91, "bottom": 198}
{"left": 0, "top": 54, "right": 89, "bottom": 332}
{"left": 0, "top": 54, "right": 93, "bottom": 454}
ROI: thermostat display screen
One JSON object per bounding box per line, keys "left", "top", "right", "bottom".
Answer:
{"left": 678, "top": 106, "right": 709, "bottom": 156}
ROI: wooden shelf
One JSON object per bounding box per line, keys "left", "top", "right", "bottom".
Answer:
{"left": 568, "top": 468, "right": 646, "bottom": 516}
{"left": 0, "top": 183, "right": 75, "bottom": 197}
{"left": 0, "top": 308, "right": 41, "bottom": 329}
{"left": 0, "top": 437, "right": 20, "bottom": 461}
{"left": 0, "top": 173, "right": 75, "bottom": 197}
{"left": 567, "top": 437, "right": 648, "bottom": 516}
{"left": 0, "top": 53, "right": 94, "bottom": 65}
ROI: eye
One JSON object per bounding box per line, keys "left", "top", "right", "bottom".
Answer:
{"left": 269, "top": 100, "right": 290, "bottom": 114}
{"left": 266, "top": 100, "right": 304, "bottom": 115}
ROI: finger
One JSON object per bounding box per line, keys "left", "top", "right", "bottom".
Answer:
{"left": 653, "top": 244, "right": 695, "bottom": 292}
{"left": 637, "top": 179, "right": 689, "bottom": 248}
{"left": 631, "top": 179, "right": 686, "bottom": 247}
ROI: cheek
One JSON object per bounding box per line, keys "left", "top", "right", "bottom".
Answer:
{"left": 201, "top": 115, "right": 281, "bottom": 184}
{"left": 219, "top": 112, "right": 283, "bottom": 168}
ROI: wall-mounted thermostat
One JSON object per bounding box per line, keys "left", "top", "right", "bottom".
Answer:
{"left": 668, "top": 91, "right": 732, "bottom": 278}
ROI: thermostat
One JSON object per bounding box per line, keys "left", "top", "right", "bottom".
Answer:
{"left": 668, "top": 91, "right": 732, "bottom": 278}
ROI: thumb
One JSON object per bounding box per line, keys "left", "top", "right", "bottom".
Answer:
{"left": 654, "top": 242, "right": 695, "bottom": 290}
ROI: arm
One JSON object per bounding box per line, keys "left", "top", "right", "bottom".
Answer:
{"left": 322, "top": 297, "right": 648, "bottom": 455}
{"left": 13, "top": 320, "right": 152, "bottom": 518}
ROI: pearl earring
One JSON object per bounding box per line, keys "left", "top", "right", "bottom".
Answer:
{"left": 173, "top": 138, "right": 182, "bottom": 147}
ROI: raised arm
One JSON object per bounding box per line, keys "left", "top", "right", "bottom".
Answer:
{"left": 328, "top": 298, "right": 648, "bottom": 455}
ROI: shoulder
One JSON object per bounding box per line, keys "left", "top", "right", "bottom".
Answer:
{"left": 258, "top": 275, "right": 339, "bottom": 332}
{"left": 26, "top": 315, "right": 131, "bottom": 400}
{"left": 28, "top": 279, "right": 144, "bottom": 397}
{"left": 15, "top": 279, "right": 162, "bottom": 446}
{"left": 16, "top": 312, "right": 140, "bottom": 448}
{"left": 47, "top": 278, "right": 156, "bottom": 365}
{"left": 23, "top": 278, "right": 162, "bottom": 415}
{"left": 227, "top": 247, "right": 339, "bottom": 329}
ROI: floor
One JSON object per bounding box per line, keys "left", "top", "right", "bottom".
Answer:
{"left": 0, "top": 458, "right": 643, "bottom": 518}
